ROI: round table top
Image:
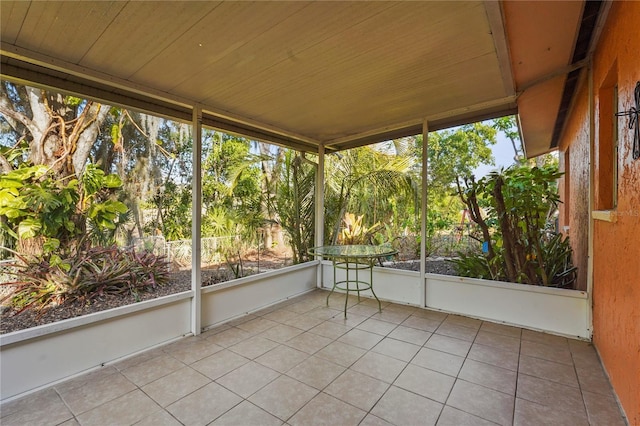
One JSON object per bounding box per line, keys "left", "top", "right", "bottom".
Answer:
{"left": 308, "top": 244, "right": 397, "bottom": 259}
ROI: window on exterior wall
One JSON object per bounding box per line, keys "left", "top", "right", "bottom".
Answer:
{"left": 596, "top": 64, "right": 618, "bottom": 211}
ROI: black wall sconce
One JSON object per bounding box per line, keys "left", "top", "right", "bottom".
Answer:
{"left": 615, "top": 81, "right": 640, "bottom": 160}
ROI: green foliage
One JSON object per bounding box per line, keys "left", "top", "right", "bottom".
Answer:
{"left": 1, "top": 246, "right": 170, "bottom": 313}
{"left": 0, "top": 163, "right": 127, "bottom": 254}
{"left": 452, "top": 163, "right": 576, "bottom": 287}
{"left": 271, "top": 150, "right": 316, "bottom": 263}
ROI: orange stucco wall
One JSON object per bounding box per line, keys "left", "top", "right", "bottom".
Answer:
{"left": 558, "top": 75, "right": 590, "bottom": 292}
{"left": 558, "top": 2, "right": 640, "bottom": 423}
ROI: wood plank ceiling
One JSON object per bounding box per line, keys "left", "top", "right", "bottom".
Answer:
{"left": 0, "top": 1, "right": 590, "bottom": 156}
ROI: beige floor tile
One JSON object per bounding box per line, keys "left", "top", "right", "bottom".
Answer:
{"left": 370, "top": 309, "right": 411, "bottom": 324}
{"left": 205, "top": 327, "right": 254, "bottom": 347}
{"left": 394, "top": 364, "right": 455, "bottom": 403}
{"left": 412, "top": 309, "right": 448, "bottom": 321}
{"left": 76, "top": 390, "right": 162, "bottom": 426}
{"left": 359, "top": 414, "right": 394, "bottom": 426}
{"left": 236, "top": 317, "right": 279, "bottom": 334}
{"left": 121, "top": 354, "right": 186, "bottom": 387}
{"left": 283, "top": 314, "right": 325, "bottom": 331}
{"left": 458, "top": 359, "right": 517, "bottom": 395}
{"left": 411, "top": 347, "right": 465, "bottom": 377}
{"left": 287, "top": 300, "right": 322, "bottom": 314}
{"left": 436, "top": 321, "right": 480, "bottom": 342}
{"left": 447, "top": 380, "right": 514, "bottom": 426}
{"left": 401, "top": 315, "right": 442, "bottom": 332}
{"left": 59, "top": 419, "right": 81, "bottom": 426}
{"left": 163, "top": 337, "right": 224, "bottom": 364}
{"left": 191, "top": 349, "right": 249, "bottom": 380}
{"left": 142, "top": 366, "right": 210, "bottom": 407}
{"left": 216, "top": 361, "right": 280, "bottom": 398}
{"left": 519, "top": 355, "right": 579, "bottom": 387}
{"left": 516, "top": 374, "right": 586, "bottom": 417}
{"left": 261, "top": 308, "right": 299, "bottom": 324}
{"left": 437, "top": 406, "right": 499, "bottom": 426}
{"left": 351, "top": 351, "right": 407, "bottom": 383}
{"left": 468, "top": 343, "right": 519, "bottom": 371}
{"left": 474, "top": 330, "right": 521, "bottom": 353}
{"left": 442, "top": 315, "right": 483, "bottom": 330}
{"left": 514, "top": 397, "right": 588, "bottom": 426}
{"left": 289, "top": 392, "right": 366, "bottom": 426}
{"left": 211, "top": 400, "right": 283, "bottom": 426}
{"left": 309, "top": 320, "right": 351, "bottom": 340}
{"left": 346, "top": 303, "right": 380, "bottom": 317}
{"left": 260, "top": 324, "right": 304, "bottom": 343}
{"left": 372, "top": 386, "right": 443, "bottom": 426}
{"left": 285, "top": 331, "right": 333, "bottom": 354}
{"left": 582, "top": 390, "right": 627, "bottom": 426}
{"left": 425, "top": 333, "right": 472, "bottom": 357}
{"left": 113, "top": 347, "right": 165, "bottom": 371}
{"left": 135, "top": 409, "right": 183, "bottom": 425}
{"left": 371, "top": 337, "right": 420, "bottom": 362}
{"left": 315, "top": 341, "right": 367, "bottom": 367}
{"left": 167, "top": 382, "right": 242, "bottom": 425}
{"left": 388, "top": 325, "right": 432, "bottom": 345}
{"left": 58, "top": 371, "right": 136, "bottom": 414}
{"left": 53, "top": 366, "right": 120, "bottom": 395}
{"left": 338, "top": 328, "right": 384, "bottom": 350}
{"left": 521, "top": 329, "right": 569, "bottom": 347}
{"left": 228, "top": 336, "right": 280, "bottom": 359}
{"left": 520, "top": 339, "right": 573, "bottom": 365}
{"left": 255, "top": 345, "right": 309, "bottom": 373}
{"left": 328, "top": 311, "right": 368, "bottom": 328}
{"left": 356, "top": 318, "right": 398, "bottom": 336}
{"left": 227, "top": 314, "right": 258, "bottom": 326}
{"left": 306, "top": 306, "right": 342, "bottom": 320}
{"left": 479, "top": 322, "right": 522, "bottom": 339}
{"left": 0, "top": 388, "right": 73, "bottom": 426}
{"left": 286, "top": 356, "right": 345, "bottom": 390}
{"left": 325, "top": 369, "right": 389, "bottom": 411}
{"left": 576, "top": 364, "right": 616, "bottom": 397}
{"left": 248, "top": 375, "right": 318, "bottom": 421}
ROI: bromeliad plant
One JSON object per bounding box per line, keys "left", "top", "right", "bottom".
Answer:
{"left": 1, "top": 246, "right": 170, "bottom": 314}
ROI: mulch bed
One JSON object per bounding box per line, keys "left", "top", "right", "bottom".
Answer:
{"left": 0, "top": 259, "right": 457, "bottom": 335}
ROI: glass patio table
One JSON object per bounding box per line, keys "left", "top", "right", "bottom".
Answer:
{"left": 308, "top": 244, "right": 398, "bottom": 317}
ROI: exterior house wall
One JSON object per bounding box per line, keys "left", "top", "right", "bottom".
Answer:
{"left": 558, "top": 77, "right": 590, "bottom": 292}
{"left": 558, "top": 2, "right": 640, "bottom": 423}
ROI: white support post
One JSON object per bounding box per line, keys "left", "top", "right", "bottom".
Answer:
{"left": 191, "top": 105, "right": 203, "bottom": 335}
{"left": 421, "top": 120, "right": 429, "bottom": 308}
{"left": 315, "top": 144, "right": 325, "bottom": 288}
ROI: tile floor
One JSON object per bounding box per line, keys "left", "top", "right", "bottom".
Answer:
{"left": 0, "top": 290, "right": 628, "bottom": 426}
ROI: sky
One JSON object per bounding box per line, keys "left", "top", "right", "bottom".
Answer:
{"left": 473, "top": 132, "right": 519, "bottom": 178}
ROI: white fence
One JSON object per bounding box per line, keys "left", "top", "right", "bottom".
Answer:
{"left": 131, "top": 235, "right": 240, "bottom": 269}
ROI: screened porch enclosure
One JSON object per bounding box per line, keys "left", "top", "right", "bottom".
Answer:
{"left": 0, "top": 1, "right": 632, "bottom": 424}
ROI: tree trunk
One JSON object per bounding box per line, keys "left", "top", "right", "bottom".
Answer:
{"left": 492, "top": 177, "right": 518, "bottom": 282}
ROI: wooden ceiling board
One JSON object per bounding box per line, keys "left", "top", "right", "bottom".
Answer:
{"left": 258, "top": 51, "right": 504, "bottom": 142}
{"left": 210, "top": 1, "right": 486, "bottom": 104}
{"left": 80, "top": 2, "right": 223, "bottom": 79}
{"left": 14, "top": 2, "right": 125, "bottom": 64}
{"left": 199, "top": 1, "right": 495, "bottom": 136}
{"left": 1, "top": 0, "right": 586, "bottom": 152}
{"left": 503, "top": 1, "right": 583, "bottom": 88}
{"left": 0, "top": 1, "right": 30, "bottom": 45}
{"left": 130, "top": 2, "right": 308, "bottom": 91}
{"left": 174, "top": 1, "right": 396, "bottom": 104}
